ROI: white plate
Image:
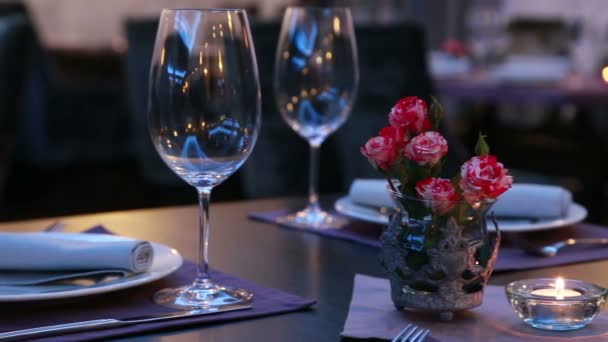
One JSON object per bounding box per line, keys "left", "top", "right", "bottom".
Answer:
{"left": 0, "top": 242, "right": 183, "bottom": 302}
{"left": 335, "top": 196, "right": 588, "bottom": 233}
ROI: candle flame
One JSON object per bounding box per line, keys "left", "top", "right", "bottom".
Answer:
{"left": 602, "top": 66, "right": 608, "bottom": 84}
{"left": 555, "top": 277, "right": 564, "bottom": 299}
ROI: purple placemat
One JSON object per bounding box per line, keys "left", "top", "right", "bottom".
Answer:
{"left": 250, "top": 210, "right": 608, "bottom": 273}
{"left": 0, "top": 227, "right": 315, "bottom": 341}
{"left": 248, "top": 209, "right": 382, "bottom": 248}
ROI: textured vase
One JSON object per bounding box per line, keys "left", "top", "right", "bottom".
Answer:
{"left": 380, "top": 190, "right": 501, "bottom": 320}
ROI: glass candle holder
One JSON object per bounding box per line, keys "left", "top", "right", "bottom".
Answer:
{"left": 505, "top": 278, "right": 608, "bottom": 331}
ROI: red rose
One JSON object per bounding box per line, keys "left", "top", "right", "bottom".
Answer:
{"left": 459, "top": 155, "right": 513, "bottom": 204}
{"left": 361, "top": 136, "right": 397, "bottom": 171}
{"left": 388, "top": 96, "right": 431, "bottom": 134}
{"left": 415, "top": 177, "right": 460, "bottom": 214}
{"left": 403, "top": 131, "right": 448, "bottom": 167}
{"left": 379, "top": 125, "right": 408, "bottom": 149}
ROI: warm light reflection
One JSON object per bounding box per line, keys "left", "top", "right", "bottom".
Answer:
{"left": 602, "top": 66, "right": 608, "bottom": 83}
{"left": 301, "top": 67, "right": 309, "bottom": 75}
{"left": 333, "top": 16, "right": 341, "bottom": 35}
{"left": 218, "top": 50, "right": 224, "bottom": 72}
{"left": 315, "top": 56, "right": 323, "bottom": 64}
{"left": 291, "top": 96, "right": 299, "bottom": 103}
{"left": 325, "top": 51, "right": 333, "bottom": 60}
{"left": 173, "top": 130, "right": 178, "bottom": 137}
{"left": 300, "top": 89, "right": 308, "bottom": 97}
{"left": 283, "top": 51, "right": 290, "bottom": 59}
{"left": 160, "top": 48, "right": 166, "bottom": 65}
{"left": 310, "top": 88, "right": 318, "bottom": 96}
{"left": 199, "top": 51, "right": 203, "bottom": 65}
{"left": 227, "top": 12, "right": 233, "bottom": 32}
{"left": 203, "top": 68, "right": 209, "bottom": 76}
{"left": 286, "top": 103, "right": 294, "bottom": 112}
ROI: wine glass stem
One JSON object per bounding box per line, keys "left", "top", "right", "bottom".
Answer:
{"left": 194, "top": 187, "right": 212, "bottom": 288}
{"left": 308, "top": 143, "right": 321, "bottom": 212}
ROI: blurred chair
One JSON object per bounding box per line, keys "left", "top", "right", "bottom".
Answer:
{"left": 240, "top": 22, "right": 314, "bottom": 198}
{"left": 123, "top": 18, "right": 181, "bottom": 186}
{"left": 0, "top": 13, "right": 31, "bottom": 202}
{"left": 332, "top": 23, "right": 436, "bottom": 191}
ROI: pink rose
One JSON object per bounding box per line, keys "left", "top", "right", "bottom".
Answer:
{"left": 415, "top": 177, "right": 460, "bottom": 214}
{"left": 459, "top": 155, "right": 513, "bottom": 204}
{"left": 388, "top": 96, "right": 431, "bottom": 134}
{"left": 360, "top": 126, "right": 408, "bottom": 171}
{"left": 403, "top": 131, "right": 448, "bottom": 167}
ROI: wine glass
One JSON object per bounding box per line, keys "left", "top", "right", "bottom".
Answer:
{"left": 274, "top": 6, "right": 359, "bottom": 229}
{"left": 148, "top": 9, "right": 261, "bottom": 309}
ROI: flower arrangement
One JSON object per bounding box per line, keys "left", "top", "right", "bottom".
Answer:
{"left": 361, "top": 95, "right": 513, "bottom": 217}
{"left": 367, "top": 96, "right": 513, "bottom": 315}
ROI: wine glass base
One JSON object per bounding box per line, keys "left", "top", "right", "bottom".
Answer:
{"left": 153, "top": 282, "right": 253, "bottom": 310}
{"left": 277, "top": 207, "right": 348, "bottom": 229}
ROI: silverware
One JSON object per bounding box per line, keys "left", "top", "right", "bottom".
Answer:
{"left": 391, "top": 323, "right": 431, "bottom": 342}
{"left": 0, "top": 304, "right": 252, "bottom": 341}
{"left": 535, "top": 238, "right": 608, "bottom": 257}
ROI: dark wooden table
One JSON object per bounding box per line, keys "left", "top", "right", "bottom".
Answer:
{"left": 1, "top": 197, "right": 607, "bottom": 341}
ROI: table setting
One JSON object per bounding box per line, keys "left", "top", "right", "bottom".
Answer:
{"left": 1, "top": 5, "right": 608, "bottom": 342}
{"left": 250, "top": 94, "right": 608, "bottom": 340}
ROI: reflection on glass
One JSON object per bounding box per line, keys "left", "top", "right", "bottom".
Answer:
{"left": 148, "top": 9, "right": 261, "bottom": 309}
{"left": 275, "top": 7, "right": 359, "bottom": 229}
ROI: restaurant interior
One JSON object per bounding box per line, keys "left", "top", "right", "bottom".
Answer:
{"left": 1, "top": 0, "right": 608, "bottom": 341}
{"left": 0, "top": 0, "right": 605, "bottom": 223}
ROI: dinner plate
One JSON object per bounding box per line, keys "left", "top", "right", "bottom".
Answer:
{"left": 0, "top": 242, "right": 183, "bottom": 302}
{"left": 334, "top": 196, "right": 588, "bottom": 233}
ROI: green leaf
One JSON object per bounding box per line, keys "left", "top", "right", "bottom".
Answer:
{"left": 474, "top": 132, "right": 490, "bottom": 156}
{"left": 429, "top": 96, "right": 444, "bottom": 130}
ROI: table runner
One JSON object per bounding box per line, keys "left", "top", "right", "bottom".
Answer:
{"left": 250, "top": 210, "right": 608, "bottom": 273}
{"left": 0, "top": 227, "right": 315, "bottom": 341}
{"left": 342, "top": 274, "right": 608, "bottom": 341}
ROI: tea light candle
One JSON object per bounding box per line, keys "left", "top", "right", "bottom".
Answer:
{"left": 530, "top": 277, "right": 583, "bottom": 299}
{"left": 505, "top": 278, "right": 608, "bottom": 331}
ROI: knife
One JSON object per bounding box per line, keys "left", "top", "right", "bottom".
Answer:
{"left": 0, "top": 304, "right": 252, "bottom": 341}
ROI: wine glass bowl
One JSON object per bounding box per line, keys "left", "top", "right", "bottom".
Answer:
{"left": 148, "top": 8, "right": 260, "bottom": 309}
{"left": 274, "top": 6, "right": 358, "bottom": 228}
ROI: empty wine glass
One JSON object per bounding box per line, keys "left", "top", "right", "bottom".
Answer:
{"left": 274, "top": 6, "right": 359, "bottom": 229}
{"left": 148, "top": 9, "right": 261, "bottom": 309}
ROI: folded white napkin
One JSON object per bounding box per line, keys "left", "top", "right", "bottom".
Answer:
{"left": 349, "top": 180, "right": 572, "bottom": 218}
{"left": 490, "top": 54, "right": 571, "bottom": 83}
{"left": 0, "top": 232, "right": 154, "bottom": 274}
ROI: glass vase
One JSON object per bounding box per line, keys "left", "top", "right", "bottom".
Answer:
{"left": 380, "top": 189, "right": 501, "bottom": 320}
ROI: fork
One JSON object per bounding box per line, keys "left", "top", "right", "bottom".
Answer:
{"left": 391, "top": 323, "right": 431, "bottom": 342}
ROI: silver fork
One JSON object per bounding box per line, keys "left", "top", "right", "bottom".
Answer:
{"left": 391, "top": 323, "right": 431, "bottom": 342}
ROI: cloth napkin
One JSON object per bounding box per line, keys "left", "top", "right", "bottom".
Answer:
{"left": 342, "top": 274, "right": 608, "bottom": 341}
{"left": 0, "top": 227, "right": 154, "bottom": 286}
{"left": 0, "top": 227, "right": 316, "bottom": 341}
{"left": 349, "top": 180, "right": 572, "bottom": 219}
